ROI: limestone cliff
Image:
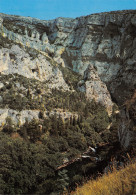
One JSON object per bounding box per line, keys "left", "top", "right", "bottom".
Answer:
{"left": 0, "top": 10, "right": 136, "bottom": 148}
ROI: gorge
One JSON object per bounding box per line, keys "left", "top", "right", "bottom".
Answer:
{"left": 0, "top": 10, "right": 136, "bottom": 194}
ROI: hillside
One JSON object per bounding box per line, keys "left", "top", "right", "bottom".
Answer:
{"left": 73, "top": 160, "right": 136, "bottom": 195}
{"left": 0, "top": 10, "right": 136, "bottom": 194}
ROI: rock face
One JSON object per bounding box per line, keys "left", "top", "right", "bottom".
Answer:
{"left": 78, "top": 64, "right": 113, "bottom": 115}
{"left": 0, "top": 11, "right": 136, "bottom": 106}
{"left": 0, "top": 108, "right": 78, "bottom": 126}
{"left": 0, "top": 45, "right": 69, "bottom": 90}
{"left": 0, "top": 10, "right": 136, "bottom": 148}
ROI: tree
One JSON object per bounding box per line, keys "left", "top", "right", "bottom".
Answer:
{"left": 57, "top": 115, "right": 65, "bottom": 135}
{"left": 39, "top": 110, "right": 44, "bottom": 119}
{"left": 50, "top": 114, "right": 58, "bottom": 136}
{"left": 0, "top": 133, "right": 55, "bottom": 194}
{"left": 73, "top": 116, "right": 77, "bottom": 126}
{"left": 2, "top": 117, "right": 14, "bottom": 134}
{"left": 55, "top": 169, "right": 69, "bottom": 194}
{"left": 70, "top": 116, "right": 73, "bottom": 126}
{"left": 84, "top": 104, "right": 89, "bottom": 118}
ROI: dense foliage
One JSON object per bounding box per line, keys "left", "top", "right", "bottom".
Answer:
{"left": 0, "top": 97, "right": 114, "bottom": 194}
{"left": 0, "top": 68, "right": 120, "bottom": 194}
{"left": 0, "top": 73, "right": 106, "bottom": 115}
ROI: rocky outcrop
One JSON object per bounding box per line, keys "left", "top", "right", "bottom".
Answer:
{"left": 0, "top": 108, "right": 78, "bottom": 126}
{"left": 0, "top": 45, "right": 69, "bottom": 90}
{"left": 78, "top": 64, "right": 113, "bottom": 115}
{"left": 0, "top": 11, "right": 136, "bottom": 107}
{"left": 0, "top": 10, "right": 136, "bottom": 148}
{"left": 0, "top": 109, "right": 40, "bottom": 126}
{"left": 118, "top": 109, "right": 131, "bottom": 148}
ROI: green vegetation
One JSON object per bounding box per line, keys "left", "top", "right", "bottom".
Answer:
{"left": 3, "top": 20, "right": 26, "bottom": 35}
{"left": 0, "top": 74, "right": 102, "bottom": 114}
{"left": 1, "top": 14, "right": 135, "bottom": 195}
{"left": 59, "top": 65, "right": 83, "bottom": 90}
{"left": 0, "top": 71, "right": 119, "bottom": 194}
{"left": 0, "top": 93, "right": 114, "bottom": 194}
{"left": 0, "top": 133, "right": 56, "bottom": 194}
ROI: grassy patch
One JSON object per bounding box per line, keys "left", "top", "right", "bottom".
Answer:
{"left": 73, "top": 160, "right": 136, "bottom": 195}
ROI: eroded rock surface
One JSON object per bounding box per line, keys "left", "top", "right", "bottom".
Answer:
{"left": 0, "top": 10, "right": 136, "bottom": 148}
{"left": 0, "top": 45, "right": 69, "bottom": 90}
{"left": 78, "top": 64, "right": 113, "bottom": 115}
{"left": 0, "top": 108, "right": 78, "bottom": 126}
{"left": 0, "top": 11, "right": 136, "bottom": 106}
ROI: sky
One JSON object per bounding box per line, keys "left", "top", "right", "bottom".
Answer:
{"left": 0, "top": 0, "right": 136, "bottom": 20}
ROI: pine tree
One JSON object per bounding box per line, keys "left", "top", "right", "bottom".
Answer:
{"left": 58, "top": 114, "right": 65, "bottom": 135}
{"left": 51, "top": 113, "right": 58, "bottom": 136}
{"left": 84, "top": 104, "right": 89, "bottom": 118}
{"left": 73, "top": 116, "right": 77, "bottom": 126}
{"left": 70, "top": 116, "right": 73, "bottom": 126}
{"left": 56, "top": 169, "right": 69, "bottom": 193}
